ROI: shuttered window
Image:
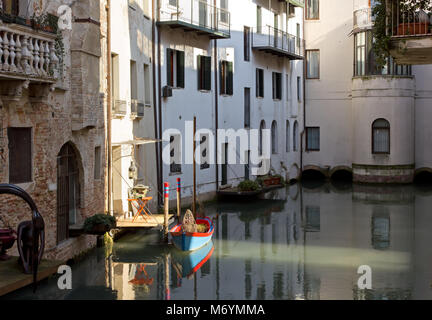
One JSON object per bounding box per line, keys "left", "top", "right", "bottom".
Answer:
{"left": 244, "top": 88, "right": 250, "bottom": 128}
{"left": 306, "top": 127, "right": 320, "bottom": 151}
{"left": 198, "top": 55, "right": 211, "bottom": 91}
{"left": 167, "top": 49, "right": 185, "bottom": 88}
{"left": 306, "top": 50, "right": 320, "bottom": 79}
{"left": 272, "top": 72, "right": 282, "bottom": 100}
{"left": 170, "top": 135, "right": 182, "bottom": 173}
{"left": 220, "top": 60, "right": 233, "bottom": 95}
{"left": 256, "top": 68, "right": 264, "bottom": 98}
{"left": 244, "top": 26, "right": 250, "bottom": 61}
{"left": 372, "top": 119, "right": 390, "bottom": 154}
{"left": 8, "top": 127, "right": 32, "bottom": 184}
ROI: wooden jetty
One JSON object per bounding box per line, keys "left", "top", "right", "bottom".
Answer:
{"left": 0, "top": 258, "right": 62, "bottom": 296}
{"left": 116, "top": 214, "right": 174, "bottom": 228}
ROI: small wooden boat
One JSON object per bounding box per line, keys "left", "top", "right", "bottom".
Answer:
{"left": 172, "top": 240, "right": 214, "bottom": 278}
{"left": 169, "top": 217, "right": 214, "bottom": 252}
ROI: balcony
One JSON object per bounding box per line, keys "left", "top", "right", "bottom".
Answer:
{"left": 252, "top": 26, "right": 304, "bottom": 60}
{"left": 388, "top": 0, "right": 432, "bottom": 64}
{"left": 280, "top": 0, "right": 305, "bottom": 8}
{"left": 157, "top": 0, "right": 230, "bottom": 39}
{"left": 353, "top": 7, "right": 374, "bottom": 33}
{"left": 0, "top": 22, "right": 59, "bottom": 84}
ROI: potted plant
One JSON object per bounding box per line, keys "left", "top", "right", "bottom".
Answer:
{"left": 83, "top": 214, "right": 116, "bottom": 236}
{"left": 238, "top": 180, "right": 260, "bottom": 192}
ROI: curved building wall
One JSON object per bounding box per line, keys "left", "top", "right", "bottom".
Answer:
{"left": 352, "top": 76, "right": 415, "bottom": 183}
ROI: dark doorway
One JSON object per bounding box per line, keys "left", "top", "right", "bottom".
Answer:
{"left": 57, "top": 143, "right": 80, "bottom": 244}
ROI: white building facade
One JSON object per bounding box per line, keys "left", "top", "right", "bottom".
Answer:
{"left": 303, "top": 0, "right": 432, "bottom": 183}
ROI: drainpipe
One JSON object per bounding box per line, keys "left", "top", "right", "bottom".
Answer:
{"left": 106, "top": 0, "right": 113, "bottom": 215}
{"left": 300, "top": 6, "right": 306, "bottom": 179}
{"left": 157, "top": 0, "right": 163, "bottom": 207}
{"left": 152, "top": 0, "right": 162, "bottom": 207}
{"left": 214, "top": 0, "right": 219, "bottom": 191}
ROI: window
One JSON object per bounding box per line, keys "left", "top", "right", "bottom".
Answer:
{"left": 198, "top": 55, "right": 211, "bottom": 91}
{"left": 286, "top": 121, "right": 290, "bottom": 152}
{"left": 271, "top": 121, "right": 278, "bottom": 154}
{"left": 305, "top": 206, "right": 320, "bottom": 232}
{"left": 244, "top": 26, "right": 250, "bottom": 62}
{"left": 354, "top": 31, "right": 411, "bottom": 77}
{"left": 306, "top": 127, "right": 320, "bottom": 151}
{"left": 220, "top": 60, "right": 233, "bottom": 95}
{"left": 296, "top": 23, "right": 301, "bottom": 50}
{"left": 220, "top": 0, "right": 229, "bottom": 24}
{"left": 8, "top": 127, "right": 32, "bottom": 184}
{"left": 286, "top": 74, "right": 290, "bottom": 102}
{"left": 272, "top": 72, "right": 282, "bottom": 100}
{"left": 144, "top": 63, "right": 151, "bottom": 104}
{"left": 130, "top": 60, "right": 137, "bottom": 100}
{"left": 293, "top": 121, "right": 298, "bottom": 152}
{"left": 372, "top": 207, "right": 390, "bottom": 250}
{"left": 170, "top": 135, "right": 182, "bottom": 173}
{"left": 167, "top": 48, "right": 185, "bottom": 88}
{"left": 372, "top": 119, "right": 390, "bottom": 154}
{"left": 111, "top": 53, "right": 119, "bottom": 101}
{"left": 297, "top": 76, "right": 301, "bottom": 101}
{"left": 168, "top": 0, "right": 177, "bottom": 6}
{"left": 259, "top": 120, "right": 266, "bottom": 156}
{"left": 1, "top": 0, "right": 19, "bottom": 15}
{"left": 257, "top": 6, "right": 262, "bottom": 34}
{"left": 306, "top": 50, "right": 320, "bottom": 79}
{"left": 244, "top": 88, "right": 250, "bottom": 128}
{"left": 94, "top": 146, "right": 101, "bottom": 180}
{"left": 306, "top": 0, "right": 319, "bottom": 20}
{"left": 200, "top": 134, "right": 210, "bottom": 170}
{"left": 256, "top": 68, "right": 264, "bottom": 98}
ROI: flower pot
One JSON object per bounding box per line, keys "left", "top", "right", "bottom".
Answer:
{"left": 0, "top": 228, "right": 17, "bottom": 261}
{"left": 397, "top": 23, "right": 429, "bottom": 36}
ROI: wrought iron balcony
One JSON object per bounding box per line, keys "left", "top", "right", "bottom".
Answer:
{"left": 353, "top": 7, "right": 374, "bottom": 33}
{"left": 252, "top": 25, "right": 304, "bottom": 60}
{"left": 0, "top": 22, "right": 59, "bottom": 83}
{"left": 157, "top": 0, "right": 230, "bottom": 39}
{"left": 388, "top": 0, "right": 432, "bottom": 64}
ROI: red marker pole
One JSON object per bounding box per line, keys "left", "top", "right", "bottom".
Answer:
{"left": 164, "top": 182, "right": 170, "bottom": 242}
{"left": 176, "top": 178, "right": 181, "bottom": 222}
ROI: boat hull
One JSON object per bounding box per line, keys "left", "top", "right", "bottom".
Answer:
{"left": 172, "top": 241, "right": 214, "bottom": 278}
{"left": 169, "top": 217, "right": 214, "bottom": 252}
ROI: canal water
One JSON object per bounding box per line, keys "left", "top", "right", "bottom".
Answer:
{"left": 3, "top": 181, "right": 432, "bottom": 300}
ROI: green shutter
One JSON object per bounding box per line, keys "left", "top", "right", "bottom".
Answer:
{"left": 167, "top": 49, "right": 172, "bottom": 86}
{"left": 227, "top": 62, "right": 233, "bottom": 95}
{"left": 177, "top": 50, "right": 185, "bottom": 88}
{"left": 197, "top": 55, "right": 202, "bottom": 90}
{"left": 260, "top": 70, "right": 264, "bottom": 98}
{"left": 205, "top": 56, "right": 211, "bottom": 91}
{"left": 220, "top": 61, "right": 224, "bottom": 95}
{"left": 256, "top": 69, "right": 259, "bottom": 97}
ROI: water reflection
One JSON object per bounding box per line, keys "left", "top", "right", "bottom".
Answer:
{"left": 4, "top": 182, "right": 432, "bottom": 300}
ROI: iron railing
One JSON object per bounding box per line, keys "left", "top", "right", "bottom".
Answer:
{"left": 353, "top": 7, "right": 374, "bottom": 31}
{"left": 158, "top": 0, "right": 230, "bottom": 37}
{"left": 252, "top": 25, "right": 305, "bottom": 58}
{"left": 390, "top": 0, "right": 432, "bottom": 37}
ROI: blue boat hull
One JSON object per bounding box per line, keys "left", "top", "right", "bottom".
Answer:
{"left": 169, "top": 217, "right": 214, "bottom": 252}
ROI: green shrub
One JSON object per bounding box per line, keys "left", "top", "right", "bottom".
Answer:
{"left": 83, "top": 214, "right": 116, "bottom": 233}
{"left": 238, "top": 180, "right": 260, "bottom": 192}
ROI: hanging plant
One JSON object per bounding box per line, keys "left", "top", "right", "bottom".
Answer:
{"left": 372, "top": 0, "right": 432, "bottom": 68}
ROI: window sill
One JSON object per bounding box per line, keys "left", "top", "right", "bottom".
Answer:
{"left": 220, "top": 94, "right": 233, "bottom": 97}
{"left": 169, "top": 172, "right": 183, "bottom": 176}
{"left": 199, "top": 89, "right": 211, "bottom": 93}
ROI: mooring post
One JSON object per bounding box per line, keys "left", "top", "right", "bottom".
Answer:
{"left": 176, "top": 177, "right": 181, "bottom": 222}
{"left": 164, "top": 182, "right": 169, "bottom": 242}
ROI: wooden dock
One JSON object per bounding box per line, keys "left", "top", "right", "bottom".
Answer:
{"left": 0, "top": 258, "right": 62, "bottom": 296}
{"left": 116, "top": 214, "right": 174, "bottom": 228}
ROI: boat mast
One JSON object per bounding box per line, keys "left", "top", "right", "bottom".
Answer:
{"left": 193, "top": 116, "right": 197, "bottom": 218}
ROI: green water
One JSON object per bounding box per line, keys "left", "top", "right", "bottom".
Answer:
{"left": 4, "top": 182, "right": 432, "bottom": 300}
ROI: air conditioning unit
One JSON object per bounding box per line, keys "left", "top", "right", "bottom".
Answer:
{"left": 162, "top": 86, "right": 173, "bottom": 98}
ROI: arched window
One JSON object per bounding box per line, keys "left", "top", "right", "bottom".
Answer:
{"left": 259, "top": 120, "right": 266, "bottom": 156}
{"left": 271, "top": 121, "right": 278, "bottom": 154}
{"left": 372, "top": 119, "right": 390, "bottom": 154}
{"left": 286, "top": 120, "right": 290, "bottom": 152}
{"left": 293, "top": 121, "right": 298, "bottom": 152}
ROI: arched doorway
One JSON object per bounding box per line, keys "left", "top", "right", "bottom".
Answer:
{"left": 57, "top": 143, "right": 81, "bottom": 244}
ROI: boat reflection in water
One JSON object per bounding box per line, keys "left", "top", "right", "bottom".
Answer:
{"left": 171, "top": 241, "right": 214, "bottom": 280}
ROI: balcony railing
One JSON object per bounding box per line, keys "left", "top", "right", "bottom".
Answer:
{"left": 158, "top": 0, "right": 230, "bottom": 39}
{"left": 353, "top": 7, "right": 374, "bottom": 32}
{"left": 252, "top": 25, "right": 304, "bottom": 59}
{"left": 390, "top": 1, "right": 432, "bottom": 37}
{"left": 130, "top": 99, "right": 145, "bottom": 118}
{"left": 0, "top": 23, "right": 59, "bottom": 82}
